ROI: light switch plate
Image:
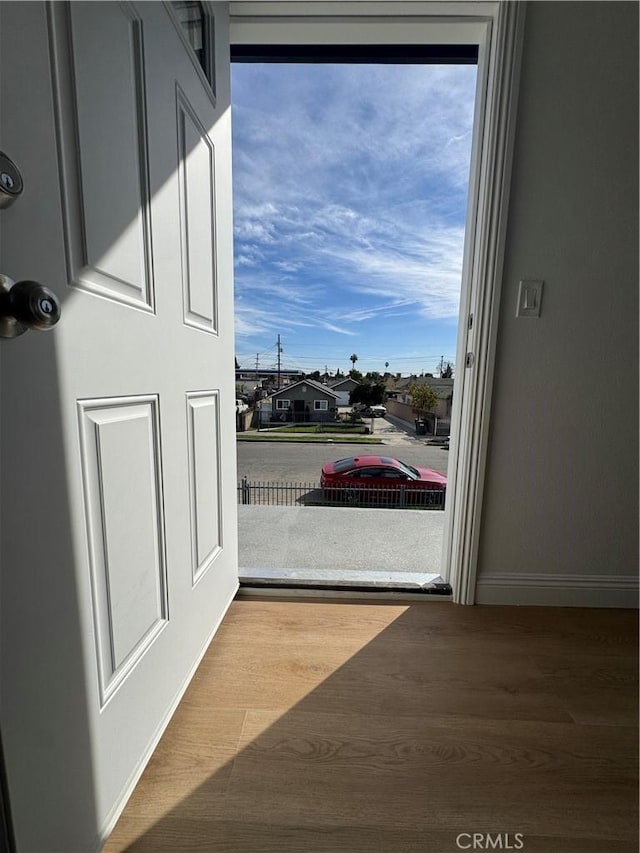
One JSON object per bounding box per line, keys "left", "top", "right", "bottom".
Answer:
{"left": 516, "top": 279, "right": 544, "bottom": 318}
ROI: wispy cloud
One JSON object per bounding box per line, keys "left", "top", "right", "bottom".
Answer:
{"left": 231, "top": 61, "right": 476, "bottom": 372}
{"left": 235, "top": 300, "right": 357, "bottom": 340}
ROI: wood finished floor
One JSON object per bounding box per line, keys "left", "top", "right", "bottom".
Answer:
{"left": 104, "top": 600, "right": 638, "bottom": 853}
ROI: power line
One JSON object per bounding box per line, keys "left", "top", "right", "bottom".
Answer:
{"left": 239, "top": 349, "right": 456, "bottom": 363}
{"left": 236, "top": 347, "right": 457, "bottom": 372}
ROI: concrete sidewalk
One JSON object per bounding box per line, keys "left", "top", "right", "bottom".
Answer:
{"left": 238, "top": 504, "right": 446, "bottom": 590}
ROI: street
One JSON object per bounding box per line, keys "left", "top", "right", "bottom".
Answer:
{"left": 236, "top": 418, "right": 451, "bottom": 482}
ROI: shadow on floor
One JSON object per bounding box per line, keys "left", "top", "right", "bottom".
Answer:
{"left": 104, "top": 602, "right": 639, "bottom": 853}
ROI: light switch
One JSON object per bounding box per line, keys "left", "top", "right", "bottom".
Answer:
{"left": 516, "top": 279, "right": 544, "bottom": 318}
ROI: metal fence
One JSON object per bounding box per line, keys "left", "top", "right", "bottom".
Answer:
{"left": 237, "top": 477, "right": 446, "bottom": 510}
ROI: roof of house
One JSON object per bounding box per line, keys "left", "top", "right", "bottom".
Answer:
{"left": 329, "top": 378, "right": 360, "bottom": 391}
{"left": 266, "top": 378, "right": 340, "bottom": 400}
{"left": 391, "top": 377, "right": 454, "bottom": 398}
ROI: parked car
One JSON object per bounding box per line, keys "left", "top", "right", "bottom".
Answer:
{"left": 363, "top": 404, "right": 387, "bottom": 417}
{"left": 321, "top": 455, "right": 446, "bottom": 507}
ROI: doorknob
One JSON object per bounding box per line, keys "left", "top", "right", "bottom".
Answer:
{"left": 0, "top": 275, "right": 61, "bottom": 339}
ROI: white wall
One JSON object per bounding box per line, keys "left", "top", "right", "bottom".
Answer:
{"left": 476, "top": 2, "right": 638, "bottom": 605}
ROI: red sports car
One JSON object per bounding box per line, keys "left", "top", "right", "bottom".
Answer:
{"left": 321, "top": 455, "right": 446, "bottom": 507}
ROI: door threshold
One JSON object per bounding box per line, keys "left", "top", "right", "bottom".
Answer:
{"left": 238, "top": 567, "right": 452, "bottom": 597}
{"left": 236, "top": 586, "right": 452, "bottom": 602}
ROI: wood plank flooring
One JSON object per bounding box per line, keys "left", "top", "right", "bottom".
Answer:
{"left": 104, "top": 600, "right": 638, "bottom": 852}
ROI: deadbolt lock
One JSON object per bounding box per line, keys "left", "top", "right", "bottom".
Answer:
{"left": 0, "top": 151, "right": 24, "bottom": 209}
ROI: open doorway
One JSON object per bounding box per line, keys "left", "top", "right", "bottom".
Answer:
{"left": 231, "top": 48, "right": 476, "bottom": 595}
{"left": 228, "top": 5, "right": 524, "bottom": 604}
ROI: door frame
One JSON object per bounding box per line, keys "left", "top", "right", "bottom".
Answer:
{"left": 228, "top": 1, "right": 525, "bottom": 604}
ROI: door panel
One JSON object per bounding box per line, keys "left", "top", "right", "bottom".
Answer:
{"left": 0, "top": 3, "right": 237, "bottom": 850}
{"left": 77, "top": 396, "right": 169, "bottom": 704}
{"left": 186, "top": 391, "right": 223, "bottom": 583}
{"left": 61, "top": 2, "right": 155, "bottom": 309}
{"left": 177, "top": 90, "right": 219, "bottom": 332}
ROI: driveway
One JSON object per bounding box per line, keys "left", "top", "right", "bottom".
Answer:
{"left": 367, "top": 414, "right": 420, "bottom": 445}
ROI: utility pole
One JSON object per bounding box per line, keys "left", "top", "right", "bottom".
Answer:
{"left": 255, "top": 353, "right": 259, "bottom": 371}
{"left": 276, "top": 334, "right": 283, "bottom": 390}
{"left": 439, "top": 355, "right": 444, "bottom": 378}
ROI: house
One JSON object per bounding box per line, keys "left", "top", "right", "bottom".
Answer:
{"left": 264, "top": 379, "right": 340, "bottom": 423}
{"left": 388, "top": 376, "right": 454, "bottom": 420}
{"left": 0, "top": 2, "right": 637, "bottom": 851}
{"left": 386, "top": 376, "right": 454, "bottom": 434}
{"left": 235, "top": 366, "right": 305, "bottom": 387}
{"left": 328, "top": 376, "right": 360, "bottom": 407}
{"left": 235, "top": 366, "right": 304, "bottom": 401}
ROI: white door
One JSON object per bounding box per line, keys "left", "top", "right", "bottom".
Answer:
{"left": 0, "top": 3, "right": 238, "bottom": 850}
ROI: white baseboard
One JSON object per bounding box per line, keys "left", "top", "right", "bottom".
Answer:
{"left": 475, "top": 573, "right": 638, "bottom": 608}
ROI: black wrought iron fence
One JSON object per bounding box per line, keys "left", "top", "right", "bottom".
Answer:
{"left": 237, "top": 477, "right": 445, "bottom": 510}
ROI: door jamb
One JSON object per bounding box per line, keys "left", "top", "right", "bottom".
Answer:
{"left": 445, "top": 2, "right": 526, "bottom": 604}
{"left": 229, "top": 1, "right": 526, "bottom": 604}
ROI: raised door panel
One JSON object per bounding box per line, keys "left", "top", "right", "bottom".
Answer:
{"left": 78, "top": 397, "right": 168, "bottom": 705}
{"left": 57, "top": 2, "right": 154, "bottom": 309}
{"left": 186, "top": 392, "right": 223, "bottom": 582}
{"left": 177, "top": 89, "right": 218, "bottom": 333}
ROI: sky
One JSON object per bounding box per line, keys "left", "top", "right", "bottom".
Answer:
{"left": 231, "top": 61, "right": 477, "bottom": 378}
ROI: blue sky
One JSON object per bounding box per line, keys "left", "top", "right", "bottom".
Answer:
{"left": 231, "top": 62, "right": 477, "bottom": 377}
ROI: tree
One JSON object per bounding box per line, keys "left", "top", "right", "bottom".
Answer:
{"left": 349, "top": 353, "right": 358, "bottom": 369}
{"left": 441, "top": 361, "right": 454, "bottom": 379}
{"left": 409, "top": 383, "right": 437, "bottom": 417}
{"left": 350, "top": 381, "right": 384, "bottom": 408}
{"left": 349, "top": 368, "right": 363, "bottom": 382}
